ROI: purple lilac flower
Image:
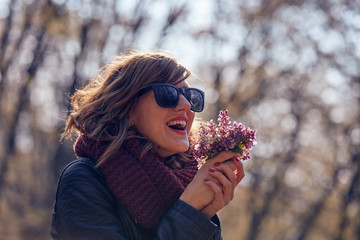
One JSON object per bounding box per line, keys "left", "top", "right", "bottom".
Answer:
{"left": 193, "top": 109, "right": 257, "bottom": 164}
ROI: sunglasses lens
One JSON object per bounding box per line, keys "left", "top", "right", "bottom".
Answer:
{"left": 142, "top": 84, "right": 204, "bottom": 112}
{"left": 154, "top": 85, "right": 179, "bottom": 108}
{"left": 184, "top": 89, "right": 204, "bottom": 112}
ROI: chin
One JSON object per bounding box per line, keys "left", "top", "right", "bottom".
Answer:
{"left": 176, "top": 143, "right": 190, "bottom": 153}
{"left": 160, "top": 142, "right": 189, "bottom": 157}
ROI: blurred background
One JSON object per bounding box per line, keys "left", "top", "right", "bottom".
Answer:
{"left": 0, "top": 0, "right": 359, "bottom": 239}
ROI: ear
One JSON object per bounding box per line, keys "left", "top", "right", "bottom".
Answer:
{"left": 127, "top": 115, "right": 134, "bottom": 127}
{"left": 128, "top": 111, "right": 135, "bottom": 127}
{"left": 128, "top": 100, "right": 139, "bottom": 127}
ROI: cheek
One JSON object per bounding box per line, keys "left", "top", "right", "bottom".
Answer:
{"left": 187, "top": 113, "right": 195, "bottom": 133}
{"left": 132, "top": 101, "right": 165, "bottom": 136}
{"left": 132, "top": 102, "right": 150, "bottom": 133}
{"left": 189, "top": 112, "right": 195, "bottom": 123}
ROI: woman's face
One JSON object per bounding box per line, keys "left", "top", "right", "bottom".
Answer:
{"left": 131, "top": 81, "right": 195, "bottom": 157}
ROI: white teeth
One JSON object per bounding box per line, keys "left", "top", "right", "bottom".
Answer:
{"left": 167, "top": 120, "right": 186, "bottom": 128}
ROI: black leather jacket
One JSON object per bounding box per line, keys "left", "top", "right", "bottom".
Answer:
{"left": 51, "top": 158, "right": 223, "bottom": 240}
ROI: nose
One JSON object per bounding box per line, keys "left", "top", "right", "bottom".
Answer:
{"left": 176, "top": 94, "right": 191, "bottom": 111}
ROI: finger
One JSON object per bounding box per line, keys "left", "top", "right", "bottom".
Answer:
{"left": 208, "top": 168, "right": 232, "bottom": 205}
{"left": 219, "top": 160, "right": 236, "bottom": 171}
{"left": 207, "top": 151, "right": 241, "bottom": 165}
{"left": 180, "top": 179, "right": 215, "bottom": 210}
{"left": 233, "top": 157, "right": 245, "bottom": 184}
{"left": 213, "top": 162, "right": 237, "bottom": 200}
{"left": 203, "top": 178, "right": 225, "bottom": 206}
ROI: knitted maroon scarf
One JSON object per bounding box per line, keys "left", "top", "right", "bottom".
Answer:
{"left": 74, "top": 135, "right": 198, "bottom": 229}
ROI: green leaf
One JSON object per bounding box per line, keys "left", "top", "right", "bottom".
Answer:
{"left": 231, "top": 147, "right": 243, "bottom": 155}
{"left": 238, "top": 142, "right": 245, "bottom": 149}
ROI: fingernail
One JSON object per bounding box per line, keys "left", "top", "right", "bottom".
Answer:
{"left": 203, "top": 178, "right": 209, "bottom": 183}
{"left": 234, "top": 157, "right": 241, "bottom": 162}
{"left": 214, "top": 162, "right": 221, "bottom": 167}
{"left": 208, "top": 168, "right": 216, "bottom": 173}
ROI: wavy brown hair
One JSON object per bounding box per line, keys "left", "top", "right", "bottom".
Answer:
{"left": 63, "top": 51, "right": 196, "bottom": 166}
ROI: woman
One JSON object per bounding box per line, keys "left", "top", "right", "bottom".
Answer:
{"left": 51, "top": 51, "right": 244, "bottom": 240}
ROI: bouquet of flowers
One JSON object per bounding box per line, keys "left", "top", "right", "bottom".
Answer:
{"left": 194, "top": 109, "right": 257, "bottom": 165}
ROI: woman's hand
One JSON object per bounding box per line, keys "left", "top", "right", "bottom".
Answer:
{"left": 200, "top": 156, "right": 245, "bottom": 218}
{"left": 179, "top": 151, "right": 241, "bottom": 213}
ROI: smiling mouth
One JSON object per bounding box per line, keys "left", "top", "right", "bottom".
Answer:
{"left": 167, "top": 120, "right": 187, "bottom": 130}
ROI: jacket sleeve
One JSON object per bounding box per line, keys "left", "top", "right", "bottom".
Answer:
{"left": 156, "top": 199, "right": 222, "bottom": 240}
{"left": 51, "top": 160, "right": 129, "bottom": 240}
{"left": 51, "top": 159, "right": 222, "bottom": 240}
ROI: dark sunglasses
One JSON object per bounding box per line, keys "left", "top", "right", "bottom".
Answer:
{"left": 138, "top": 83, "right": 205, "bottom": 112}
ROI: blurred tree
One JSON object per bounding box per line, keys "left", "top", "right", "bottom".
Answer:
{"left": 0, "top": 0, "right": 358, "bottom": 239}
